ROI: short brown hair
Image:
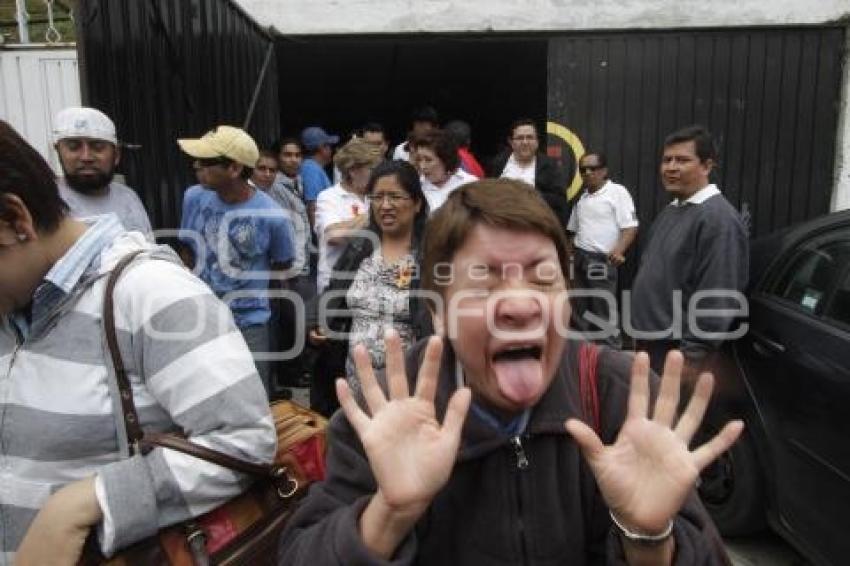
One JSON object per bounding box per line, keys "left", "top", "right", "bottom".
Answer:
{"left": 664, "top": 124, "right": 717, "bottom": 164}
{"left": 257, "top": 149, "right": 278, "bottom": 162}
{"left": 415, "top": 129, "right": 460, "bottom": 172}
{"left": 422, "top": 179, "right": 569, "bottom": 301}
{"left": 0, "top": 120, "right": 67, "bottom": 233}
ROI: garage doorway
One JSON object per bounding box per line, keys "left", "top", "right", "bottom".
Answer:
{"left": 275, "top": 34, "right": 548, "bottom": 167}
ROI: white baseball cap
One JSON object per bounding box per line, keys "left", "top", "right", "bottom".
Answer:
{"left": 53, "top": 107, "right": 117, "bottom": 144}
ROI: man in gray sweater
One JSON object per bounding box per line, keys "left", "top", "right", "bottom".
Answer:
{"left": 629, "top": 125, "right": 748, "bottom": 375}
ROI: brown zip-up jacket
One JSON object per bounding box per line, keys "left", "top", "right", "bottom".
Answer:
{"left": 278, "top": 340, "right": 730, "bottom": 565}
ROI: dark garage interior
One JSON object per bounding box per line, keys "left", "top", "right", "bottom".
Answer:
{"left": 275, "top": 34, "right": 549, "bottom": 167}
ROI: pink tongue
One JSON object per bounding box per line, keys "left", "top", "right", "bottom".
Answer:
{"left": 493, "top": 358, "right": 544, "bottom": 405}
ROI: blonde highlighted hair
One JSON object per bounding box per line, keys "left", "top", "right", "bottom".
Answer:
{"left": 333, "top": 138, "right": 384, "bottom": 178}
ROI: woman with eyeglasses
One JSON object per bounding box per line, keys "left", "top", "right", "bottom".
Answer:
{"left": 308, "top": 160, "right": 432, "bottom": 408}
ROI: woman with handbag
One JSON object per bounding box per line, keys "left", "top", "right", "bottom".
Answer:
{"left": 308, "top": 160, "right": 433, "bottom": 411}
{"left": 0, "top": 121, "right": 276, "bottom": 565}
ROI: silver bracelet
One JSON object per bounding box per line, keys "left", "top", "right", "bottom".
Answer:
{"left": 609, "top": 510, "right": 674, "bottom": 545}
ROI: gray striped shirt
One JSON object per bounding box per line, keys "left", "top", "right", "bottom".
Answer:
{"left": 0, "top": 218, "right": 275, "bottom": 562}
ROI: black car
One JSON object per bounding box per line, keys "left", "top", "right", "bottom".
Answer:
{"left": 698, "top": 210, "right": 850, "bottom": 566}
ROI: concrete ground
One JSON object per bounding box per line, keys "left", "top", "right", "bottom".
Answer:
{"left": 727, "top": 533, "right": 810, "bottom": 566}
{"left": 288, "top": 386, "right": 310, "bottom": 407}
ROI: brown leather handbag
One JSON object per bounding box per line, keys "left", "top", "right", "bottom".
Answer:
{"left": 82, "top": 251, "right": 328, "bottom": 565}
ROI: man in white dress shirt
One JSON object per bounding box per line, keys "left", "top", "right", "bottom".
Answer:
{"left": 490, "top": 118, "right": 569, "bottom": 226}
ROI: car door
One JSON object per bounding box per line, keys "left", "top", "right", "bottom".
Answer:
{"left": 738, "top": 226, "right": 850, "bottom": 564}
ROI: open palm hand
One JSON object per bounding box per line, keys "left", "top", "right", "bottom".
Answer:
{"left": 337, "top": 331, "right": 471, "bottom": 514}
{"left": 566, "top": 350, "right": 743, "bottom": 534}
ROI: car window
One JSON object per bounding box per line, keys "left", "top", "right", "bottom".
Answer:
{"left": 770, "top": 238, "right": 850, "bottom": 315}
{"left": 824, "top": 266, "right": 850, "bottom": 327}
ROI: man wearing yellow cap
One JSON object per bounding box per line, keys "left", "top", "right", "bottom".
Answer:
{"left": 178, "top": 125, "right": 295, "bottom": 396}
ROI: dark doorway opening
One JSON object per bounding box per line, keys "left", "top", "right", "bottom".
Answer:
{"left": 275, "top": 34, "right": 548, "bottom": 167}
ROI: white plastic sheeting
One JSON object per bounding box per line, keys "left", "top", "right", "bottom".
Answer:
{"left": 0, "top": 47, "right": 81, "bottom": 174}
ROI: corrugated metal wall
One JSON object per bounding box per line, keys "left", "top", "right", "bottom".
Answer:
{"left": 547, "top": 27, "right": 845, "bottom": 285}
{"left": 0, "top": 47, "right": 81, "bottom": 174}
{"left": 75, "top": 0, "right": 279, "bottom": 229}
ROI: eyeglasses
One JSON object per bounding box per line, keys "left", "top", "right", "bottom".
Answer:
{"left": 579, "top": 165, "right": 603, "bottom": 174}
{"left": 512, "top": 135, "right": 538, "bottom": 142}
{"left": 366, "top": 192, "right": 412, "bottom": 205}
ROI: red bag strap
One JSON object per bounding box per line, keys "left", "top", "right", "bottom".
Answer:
{"left": 578, "top": 342, "right": 601, "bottom": 434}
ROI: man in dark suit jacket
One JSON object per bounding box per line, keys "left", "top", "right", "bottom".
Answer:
{"left": 488, "top": 118, "right": 569, "bottom": 226}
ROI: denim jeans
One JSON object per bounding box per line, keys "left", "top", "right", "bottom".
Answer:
{"left": 240, "top": 323, "right": 271, "bottom": 397}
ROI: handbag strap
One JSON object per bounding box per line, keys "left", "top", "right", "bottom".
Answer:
{"left": 104, "top": 250, "right": 147, "bottom": 450}
{"left": 141, "top": 433, "right": 274, "bottom": 479}
{"left": 103, "top": 251, "right": 278, "bottom": 481}
{"left": 578, "top": 342, "right": 601, "bottom": 434}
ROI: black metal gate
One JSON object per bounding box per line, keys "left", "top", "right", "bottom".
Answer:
{"left": 547, "top": 27, "right": 845, "bottom": 285}
{"left": 76, "top": 0, "right": 279, "bottom": 230}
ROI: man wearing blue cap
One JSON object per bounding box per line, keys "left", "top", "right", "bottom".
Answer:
{"left": 300, "top": 126, "right": 340, "bottom": 229}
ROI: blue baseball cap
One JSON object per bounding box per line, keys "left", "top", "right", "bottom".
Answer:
{"left": 301, "top": 126, "right": 340, "bottom": 151}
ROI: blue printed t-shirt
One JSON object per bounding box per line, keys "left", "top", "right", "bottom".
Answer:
{"left": 301, "top": 157, "right": 332, "bottom": 202}
{"left": 179, "top": 185, "right": 294, "bottom": 328}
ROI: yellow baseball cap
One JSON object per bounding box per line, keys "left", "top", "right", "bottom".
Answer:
{"left": 178, "top": 125, "right": 259, "bottom": 168}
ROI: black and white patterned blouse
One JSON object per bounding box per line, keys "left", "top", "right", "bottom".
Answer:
{"left": 345, "top": 250, "right": 417, "bottom": 391}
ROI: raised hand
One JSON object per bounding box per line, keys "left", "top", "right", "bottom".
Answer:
{"left": 607, "top": 250, "right": 626, "bottom": 266}
{"left": 308, "top": 326, "right": 328, "bottom": 346}
{"left": 565, "top": 350, "right": 743, "bottom": 535}
{"left": 337, "top": 331, "right": 471, "bottom": 517}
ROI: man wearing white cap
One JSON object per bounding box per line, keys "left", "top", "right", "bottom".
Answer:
{"left": 53, "top": 106, "right": 152, "bottom": 236}
{"left": 178, "top": 125, "right": 295, "bottom": 397}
